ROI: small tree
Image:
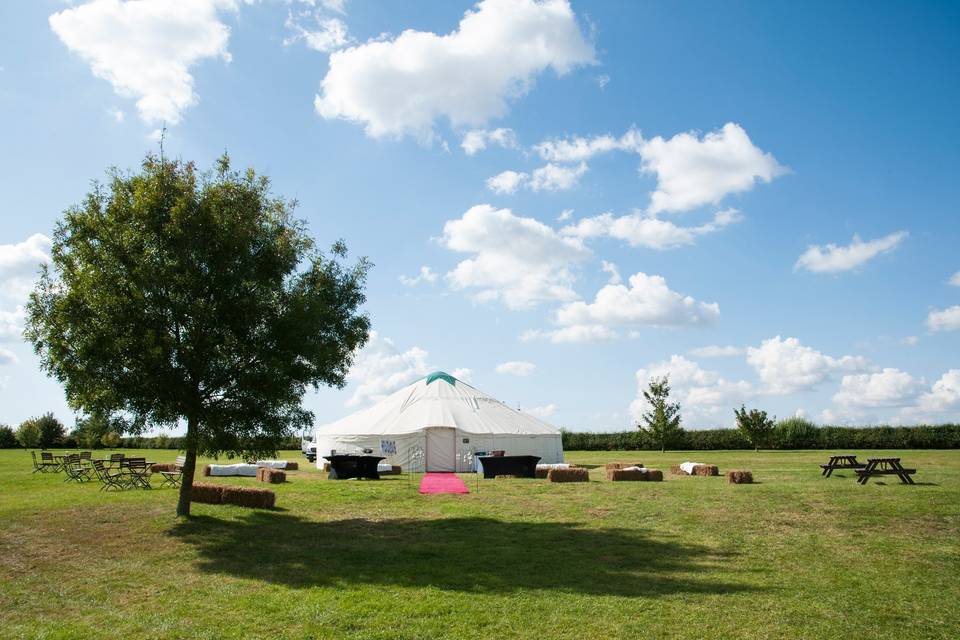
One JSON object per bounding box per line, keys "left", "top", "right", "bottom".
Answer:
{"left": 74, "top": 413, "right": 115, "bottom": 449}
{"left": 734, "top": 405, "right": 775, "bottom": 451}
{"left": 35, "top": 413, "right": 66, "bottom": 448}
{"left": 0, "top": 425, "right": 17, "bottom": 448}
{"left": 639, "top": 376, "right": 683, "bottom": 452}
{"left": 26, "top": 154, "right": 370, "bottom": 516}
{"left": 16, "top": 418, "right": 41, "bottom": 448}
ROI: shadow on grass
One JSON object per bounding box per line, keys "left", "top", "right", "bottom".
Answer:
{"left": 170, "top": 512, "right": 761, "bottom": 597}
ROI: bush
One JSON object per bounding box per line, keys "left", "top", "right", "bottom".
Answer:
{"left": 100, "top": 431, "right": 121, "bottom": 448}
{"left": 734, "top": 405, "right": 776, "bottom": 450}
{"left": 562, "top": 423, "right": 960, "bottom": 450}
{"left": 34, "top": 413, "right": 66, "bottom": 448}
{"left": 774, "top": 417, "right": 820, "bottom": 449}
{"left": 0, "top": 425, "right": 18, "bottom": 448}
{"left": 16, "top": 419, "right": 41, "bottom": 448}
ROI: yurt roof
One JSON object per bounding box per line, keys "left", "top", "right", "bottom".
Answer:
{"left": 316, "top": 371, "right": 561, "bottom": 437}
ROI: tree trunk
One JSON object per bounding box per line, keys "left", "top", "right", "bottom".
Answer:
{"left": 176, "top": 417, "right": 198, "bottom": 517}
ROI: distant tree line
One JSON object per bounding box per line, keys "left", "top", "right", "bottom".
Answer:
{"left": 562, "top": 421, "right": 960, "bottom": 451}
{"left": 0, "top": 416, "right": 303, "bottom": 451}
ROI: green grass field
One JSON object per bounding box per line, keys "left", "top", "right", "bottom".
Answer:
{"left": 1, "top": 449, "right": 957, "bottom": 639}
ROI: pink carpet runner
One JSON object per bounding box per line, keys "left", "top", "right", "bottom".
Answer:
{"left": 419, "top": 472, "right": 470, "bottom": 495}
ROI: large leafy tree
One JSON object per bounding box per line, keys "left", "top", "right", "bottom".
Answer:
{"left": 26, "top": 154, "right": 371, "bottom": 516}
{"left": 638, "top": 376, "right": 683, "bottom": 452}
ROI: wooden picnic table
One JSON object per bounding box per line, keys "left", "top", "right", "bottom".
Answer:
{"left": 856, "top": 457, "right": 916, "bottom": 485}
{"left": 819, "top": 454, "right": 865, "bottom": 477}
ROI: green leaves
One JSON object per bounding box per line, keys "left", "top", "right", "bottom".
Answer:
{"left": 639, "top": 375, "right": 684, "bottom": 451}
{"left": 734, "top": 405, "right": 776, "bottom": 450}
{"left": 26, "top": 153, "right": 371, "bottom": 463}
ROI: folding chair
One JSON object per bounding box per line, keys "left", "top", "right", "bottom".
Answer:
{"left": 123, "top": 458, "right": 152, "bottom": 489}
{"left": 63, "top": 454, "right": 93, "bottom": 483}
{"left": 91, "top": 460, "right": 132, "bottom": 491}
{"left": 159, "top": 455, "right": 186, "bottom": 488}
{"left": 31, "top": 451, "right": 58, "bottom": 473}
{"left": 41, "top": 451, "right": 63, "bottom": 472}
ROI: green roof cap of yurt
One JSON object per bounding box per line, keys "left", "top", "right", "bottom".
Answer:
{"left": 425, "top": 371, "right": 457, "bottom": 386}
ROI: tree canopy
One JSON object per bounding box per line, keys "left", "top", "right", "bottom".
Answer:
{"left": 638, "top": 376, "right": 683, "bottom": 451}
{"left": 26, "top": 154, "right": 371, "bottom": 515}
{"left": 734, "top": 405, "right": 776, "bottom": 451}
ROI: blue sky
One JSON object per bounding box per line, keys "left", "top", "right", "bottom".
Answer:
{"left": 1, "top": 0, "right": 958, "bottom": 433}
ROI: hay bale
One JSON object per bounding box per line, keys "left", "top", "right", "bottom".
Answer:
{"left": 605, "top": 462, "right": 644, "bottom": 472}
{"left": 609, "top": 468, "right": 646, "bottom": 481}
{"left": 221, "top": 486, "right": 276, "bottom": 509}
{"left": 150, "top": 463, "right": 177, "bottom": 473}
{"left": 255, "top": 467, "right": 286, "bottom": 483}
{"left": 535, "top": 467, "right": 550, "bottom": 479}
{"left": 547, "top": 467, "right": 589, "bottom": 483}
{"left": 202, "top": 464, "right": 213, "bottom": 476}
{"left": 670, "top": 465, "right": 687, "bottom": 475}
{"left": 644, "top": 469, "right": 664, "bottom": 482}
{"left": 191, "top": 483, "right": 224, "bottom": 504}
{"left": 727, "top": 470, "right": 753, "bottom": 484}
{"left": 284, "top": 462, "right": 298, "bottom": 471}
{"left": 692, "top": 464, "right": 719, "bottom": 476}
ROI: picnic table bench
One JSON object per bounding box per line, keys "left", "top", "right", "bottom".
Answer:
{"left": 855, "top": 458, "right": 916, "bottom": 485}
{"left": 819, "top": 454, "right": 865, "bottom": 477}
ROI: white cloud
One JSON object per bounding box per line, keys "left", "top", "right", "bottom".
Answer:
{"left": 630, "top": 355, "right": 753, "bottom": 426}
{"left": 107, "top": 107, "right": 125, "bottom": 123}
{"left": 927, "top": 305, "right": 960, "bottom": 333}
{"left": 600, "top": 260, "right": 621, "bottom": 285}
{"left": 832, "top": 368, "right": 924, "bottom": 412}
{"left": 451, "top": 367, "right": 473, "bottom": 382}
{"left": 556, "top": 209, "right": 573, "bottom": 222}
{"left": 50, "top": 0, "right": 237, "bottom": 125}
{"left": 345, "top": 331, "right": 431, "bottom": 407}
{"left": 441, "top": 204, "right": 589, "bottom": 310}
{"left": 746, "top": 336, "right": 869, "bottom": 395}
{"left": 0, "top": 347, "right": 17, "bottom": 366}
{"left": 314, "top": 0, "right": 594, "bottom": 140}
{"left": 555, "top": 272, "right": 719, "bottom": 329}
{"left": 561, "top": 208, "right": 741, "bottom": 250}
{"left": 640, "top": 123, "right": 786, "bottom": 214}
{"left": 901, "top": 335, "right": 919, "bottom": 346}
{"left": 520, "top": 324, "right": 616, "bottom": 344}
{"left": 950, "top": 271, "right": 960, "bottom": 287}
{"left": 399, "top": 266, "right": 439, "bottom": 287}
{"left": 486, "top": 170, "right": 528, "bottom": 195}
{"left": 495, "top": 360, "right": 535, "bottom": 376}
{"left": 527, "top": 272, "right": 718, "bottom": 343}
{"left": 915, "top": 369, "right": 960, "bottom": 415}
{"left": 534, "top": 128, "right": 642, "bottom": 163}
{"left": 285, "top": 14, "right": 351, "bottom": 52}
{"left": 0, "top": 233, "right": 52, "bottom": 300}
{"left": 688, "top": 345, "right": 743, "bottom": 358}
{"left": 0, "top": 307, "right": 26, "bottom": 342}
{"left": 795, "top": 231, "right": 908, "bottom": 273}
{"left": 529, "top": 162, "right": 587, "bottom": 191}
{"left": 461, "top": 128, "right": 517, "bottom": 155}
{"left": 528, "top": 403, "right": 557, "bottom": 418}
{"left": 486, "top": 162, "right": 587, "bottom": 193}
{"left": 594, "top": 74, "right": 609, "bottom": 89}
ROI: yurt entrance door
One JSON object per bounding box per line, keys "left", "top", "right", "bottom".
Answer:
{"left": 425, "top": 427, "right": 456, "bottom": 472}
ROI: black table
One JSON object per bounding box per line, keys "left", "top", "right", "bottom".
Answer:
{"left": 477, "top": 455, "right": 540, "bottom": 479}
{"left": 856, "top": 457, "right": 916, "bottom": 485}
{"left": 819, "top": 454, "right": 865, "bottom": 477}
{"left": 324, "top": 455, "right": 385, "bottom": 480}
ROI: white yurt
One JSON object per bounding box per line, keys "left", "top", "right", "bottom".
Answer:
{"left": 313, "top": 371, "right": 564, "bottom": 472}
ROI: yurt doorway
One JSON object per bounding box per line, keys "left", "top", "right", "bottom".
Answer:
{"left": 425, "top": 427, "right": 456, "bottom": 472}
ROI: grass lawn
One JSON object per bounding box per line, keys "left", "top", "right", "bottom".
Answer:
{"left": 0, "top": 449, "right": 958, "bottom": 639}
